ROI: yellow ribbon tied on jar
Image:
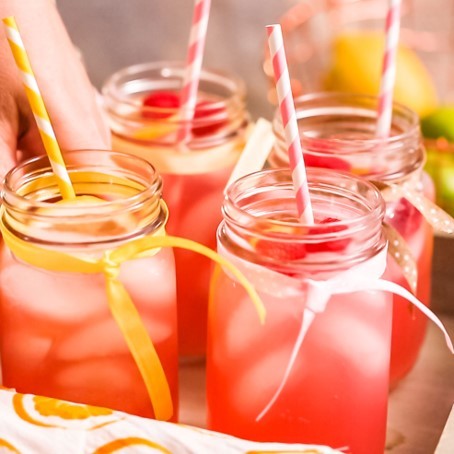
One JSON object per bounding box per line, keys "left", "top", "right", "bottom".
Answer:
{"left": 0, "top": 173, "right": 265, "bottom": 423}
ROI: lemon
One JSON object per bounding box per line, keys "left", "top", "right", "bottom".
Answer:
{"left": 323, "top": 31, "right": 438, "bottom": 117}
{"left": 55, "top": 195, "right": 105, "bottom": 206}
{"left": 51, "top": 195, "right": 137, "bottom": 236}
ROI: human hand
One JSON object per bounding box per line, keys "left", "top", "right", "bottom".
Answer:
{"left": 0, "top": 0, "right": 110, "bottom": 181}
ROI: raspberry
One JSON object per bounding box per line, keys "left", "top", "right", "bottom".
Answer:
{"left": 302, "top": 138, "right": 351, "bottom": 170}
{"left": 192, "top": 100, "right": 227, "bottom": 136}
{"left": 303, "top": 153, "right": 352, "bottom": 171}
{"left": 255, "top": 239, "right": 307, "bottom": 261}
{"left": 142, "top": 92, "right": 227, "bottom": 136}
{"left": 307, "top": 217, "right": 350, "bottom": 253}
{"left": 386, "top": 198, "right": 421, "bottom": 237}
{"left": 142, "top": 91, "right": 180, "bottom": 119}
{"left": 255, "top": 217, "right": 350, "bottom": 263}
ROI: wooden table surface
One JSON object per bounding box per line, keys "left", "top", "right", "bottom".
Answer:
{"left": 387, "top": 316, "right": 454, "bottom": 453}
{"left": 437, "top": 404, "right": 454, "bottom": 453}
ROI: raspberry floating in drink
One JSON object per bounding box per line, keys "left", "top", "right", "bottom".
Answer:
{"left": 142, "top": 91, "right": 180, "bottom": 119}
{"left": 142, "top": 91, "right": 227, "bottom": 136}
{"left": 255, "top": 217, "right": 350, "bottom": 269}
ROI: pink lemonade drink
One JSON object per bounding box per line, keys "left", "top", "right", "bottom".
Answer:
{"left": 0, "top": 151, "right": 178, "bottom": 419}
{"left": 207, "top": 168, "right": 392, "bottom": 453}
{"left": 270, "top": 93, "right": 434, "bottom": 387}
{"left": 103, "top": 62, "right": 249, "bottom": 357}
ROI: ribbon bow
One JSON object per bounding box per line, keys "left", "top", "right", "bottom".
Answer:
{"left": 216, "top": 243, "right": 454, "bottom": 421}
{"left": 378, "top": 172, "right": 454, "bottom": 293}
{"left": 0, "top": 207, "right": 265, "bottom": 422}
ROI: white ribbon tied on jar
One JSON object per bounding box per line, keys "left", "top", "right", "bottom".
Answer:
{"left": 217, "top": 243, "right": 454, "bottom": 421}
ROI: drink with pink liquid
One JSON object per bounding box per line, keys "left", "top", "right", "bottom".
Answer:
{"left": 103, "top": 62, "right": 249, "bottom": 357}
{"left": 207, "top": 168, "right": 392, "bottom": 453}
{"left": 270, "top": 93, "right": 434, "bottom": 387}
{"left": 0, "top": 151, "right": 178, "bottom": 419}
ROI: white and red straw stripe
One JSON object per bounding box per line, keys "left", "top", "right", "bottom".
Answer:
{"left": 266, "top": 24, "right": 314, "bottom": 224}
{"left": 178, "top": 0, "right": 211, "bottom": 143}
{"left": 376, "top": 0, "right": 402, "bottom": 138}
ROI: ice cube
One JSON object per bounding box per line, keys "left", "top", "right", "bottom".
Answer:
{"left": 314, "top": 293, "right": 391, "bottom": 377}
{"left": 53, "top": 357, "right": 151, "bottom": 414}
{"left": 231, "top": 346, "right": 297, "bottom": 417}
{"left": 0, "top": 251, "right": 106, "bottom": 324}
{"left": 121, "top": 252, "right": 177, "bottom": 311}
{"left": 55, "top": 357, "right": 134, "bottom": 391}
{"left": 213, "top": 286, "right": 299, "bottom": 362}
{"left": 1, "top": 329, "right": 53, "bottom": 377}
{"left": 56, "top": 316, "right": 172, "bottom": 361}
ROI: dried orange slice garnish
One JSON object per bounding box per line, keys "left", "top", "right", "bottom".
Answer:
{"left": 33, "top": 395, "right": 112, "bottom": 420}
{"left": 133, "top": 122, "right": 177, "bottom": 140}
{"left": 93, "top": 437, "right": 171, "bottom": 454}
{"left": 0, "top": 439, "right": 20, "bottom": 453}
{"left": 13, "top": 392, "right": 118, "bottom": 430}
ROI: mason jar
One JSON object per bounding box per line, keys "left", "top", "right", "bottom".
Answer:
{"left": 102, "top": 62, "right": 249, "bottom": 358}
{"left": 0, "top": 150, "right": 178, "bottom": 420}
{"left": 270, "top": 92, "right": 434, "bottom": 387}
{"left": 207, "top": 168, "right": 391, "bottom": 453}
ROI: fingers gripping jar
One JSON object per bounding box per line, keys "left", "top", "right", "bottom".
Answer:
{"left": 103, "top": 62, "right": 249, "bottom": 357}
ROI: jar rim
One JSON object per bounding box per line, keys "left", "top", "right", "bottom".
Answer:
{"left": 102, "top": 60, "right": 249, "bottom": 151}
{"left": 224, "top": 167, "right": 385, "bottom": 235}
{"left": 221, "top": 168, "right": 387, "bottom": 271}
{"left": 271, "top": 92, "right": 423, "bottom": 181}
{"left": 274, "top": 92, "right": 420, "bottom": 149}
{"left": 102, "top": 60, "right": 247, "bottom": 114}
{"left": 2, "top": 150, "right": 162, "bottom": 219}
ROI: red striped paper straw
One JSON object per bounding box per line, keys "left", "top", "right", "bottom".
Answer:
{"left": 376, "top": 0, "right": 402, "bottom": 138}
{"left": 266, "top": 24, "right": 314, "bottom": 224}
{"left": 177, "top": 0, "right": 211, "bottom": 143}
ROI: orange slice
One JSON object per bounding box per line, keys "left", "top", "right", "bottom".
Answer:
{"left": 93, "top": 437, "right": 171, "bottom": 454}
{"left": 133, "top": 122, "right": 177, "bottom": 141}
{"left": 0, "top": 439, "right": 20, "bottom": 454}
{"left": 13, "top": 392, "right": 119, "bottom": 429}
{"left": 33, "top": 395, "right": 112, "bottom": 420}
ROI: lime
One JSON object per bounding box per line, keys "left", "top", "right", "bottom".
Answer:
{"left": 421, "top": 106, "right": 454, "bottom": 141}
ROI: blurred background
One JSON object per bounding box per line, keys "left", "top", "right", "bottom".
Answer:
{"left": 57, "top": 0, "right": 299, "bottom": 119}
{"left": 58, "top": 0, "right": 454, "bottom": 222}
{"left": 57, "top": 0, "right": 454, "bottom": 118}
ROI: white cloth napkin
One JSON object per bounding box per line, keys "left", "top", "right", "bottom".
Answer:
{"left": 0, "top": 387, "right": 344, "bottom": 454}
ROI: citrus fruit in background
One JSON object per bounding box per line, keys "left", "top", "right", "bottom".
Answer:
{"left": 421, "top": 106, "right": 454, "bottom": 217}
{"left": 323, "top": 31, "right": 438, "bottom": 117}
{"left": 421, "top": 106, "right": 454, "bottom": 141}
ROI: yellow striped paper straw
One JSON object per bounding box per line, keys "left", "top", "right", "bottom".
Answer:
{"left": 2, "top": 16, "right": 75, "bottom": 200}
